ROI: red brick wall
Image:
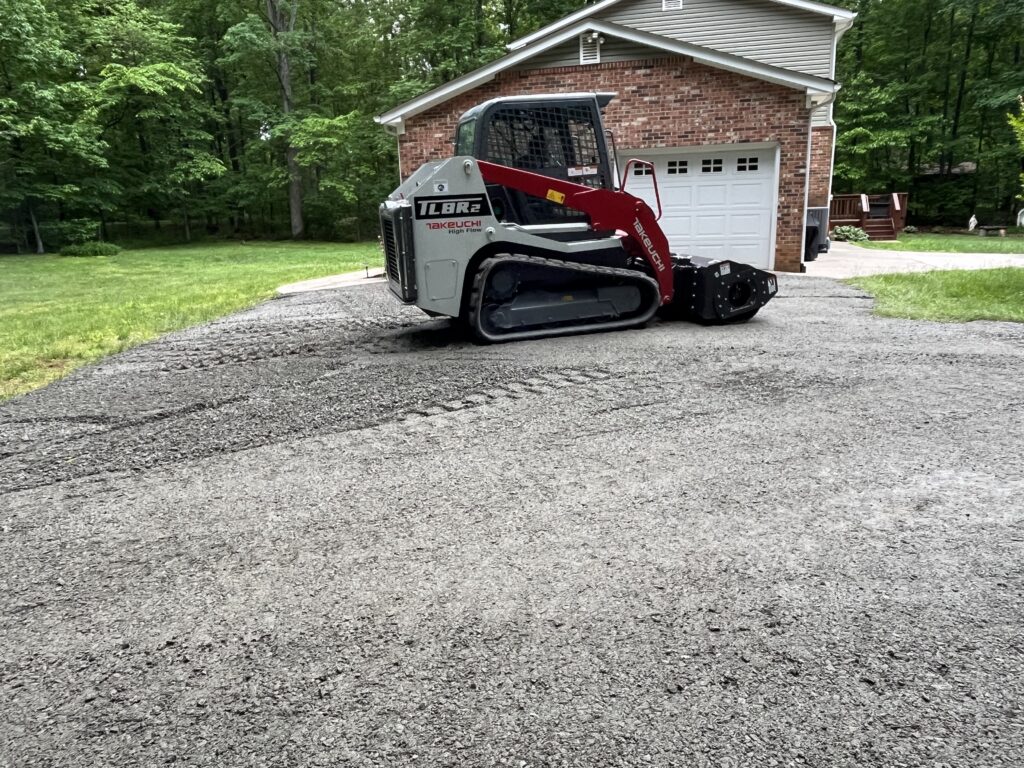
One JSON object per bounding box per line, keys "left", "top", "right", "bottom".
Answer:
{"left": 398, "top": 57, "right": 813, "bottom": 272}
{"left": 808, "top": 126, "right": 834, "bottom": 208}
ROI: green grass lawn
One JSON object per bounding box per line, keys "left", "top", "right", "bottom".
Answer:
{"left": 859, "top": 231, "right": 1024, "bottom": 254}
{"left": 849, "top": 268, "right": 1024, "bottom": 323}
{"left": 0, "top": 241, "right": 383, "bottom": 399}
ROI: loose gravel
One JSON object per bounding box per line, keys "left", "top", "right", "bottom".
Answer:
{"left": 2, "top": 276, "right": 1023, "bottom": 767}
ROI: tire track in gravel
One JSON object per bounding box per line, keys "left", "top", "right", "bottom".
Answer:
{"left": 107, "top": 316, "right": 434, "bottom": 374}
{"left": 0, "top": 362, "right": 617, "bottom": 495}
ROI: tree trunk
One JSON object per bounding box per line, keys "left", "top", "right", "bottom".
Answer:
{"left": 939, "top": 7, "right": 956, "bottom": 175}
{"left": 950, "top": 4, "right": 978, "bottom": 144}
{"left": 28, "top": 204, "right": 44, "bottom": 254}
{"left": 183, "top": 208, "right": 192, "bottom": 242}
{"left": 266, "top": 0, "right": 305, "bottom": 239}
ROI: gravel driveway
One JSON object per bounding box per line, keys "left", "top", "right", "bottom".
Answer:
{"left": 2, "top": 277, "right": 1023, "bottom": 767}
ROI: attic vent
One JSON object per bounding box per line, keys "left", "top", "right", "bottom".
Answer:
{"left": 579, "top": 33, "right": 601, "bottom": 65}
{"left": 662, "top": 0, "right": 683, "bottom": 9}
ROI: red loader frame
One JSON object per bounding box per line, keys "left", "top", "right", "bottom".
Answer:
{"left": 477, "top": 160, "right": 675, "bottom": 305}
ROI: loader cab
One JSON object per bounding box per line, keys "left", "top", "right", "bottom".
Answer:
{"left": 454, "top": 93, "right": 617, "bottom": 227}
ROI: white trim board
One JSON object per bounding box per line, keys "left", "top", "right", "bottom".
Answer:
{"left": 618, "top": 141, "right": 781, "bottom": 156}
{"left": 375, "top": 20, "right": 838, "bottom": 127}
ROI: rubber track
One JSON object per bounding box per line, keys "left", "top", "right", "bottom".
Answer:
{"left": 468, "top": 254, "right": 659, "bottom": 343}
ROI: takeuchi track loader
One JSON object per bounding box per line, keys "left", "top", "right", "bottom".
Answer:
{"left": 379, "top": 93, "right": 778, "bottom": 342}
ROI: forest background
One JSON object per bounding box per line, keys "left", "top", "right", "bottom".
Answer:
{"left": 2, "top": 0, "right": 1023, "bottom": 253}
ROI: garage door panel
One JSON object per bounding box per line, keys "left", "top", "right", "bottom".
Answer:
{"left": 623, "top": 147, "right": 777, "bottom": 270}
{"left": 661, "top": 216, "right": 692, "bottom": 236}
{"left": 696, "top": 215, "right": 727, "bottom": 236}
{"left": 661, "top": 187, "right": 694, "bottom": 207}
{"left": 730, "top": 182, "right": 771, "bottom": 206}
{"left": 696, "top": 185, "right": 727, "bottom": 207}
{"left": 692, "top": 243, "right": 727, "bottom": 260}
{"left": 728, "top": 213, "right": 765, "bottom": 236}
{"left": 728, "top": 242, "right": 762, "bottom": 263}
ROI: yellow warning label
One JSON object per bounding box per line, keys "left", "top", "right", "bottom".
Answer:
{"left": 546, "top": 189, "right": 566, "bottom": 205}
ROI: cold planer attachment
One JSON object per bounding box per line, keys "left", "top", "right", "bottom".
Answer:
{"left": 379, "top": 93, "right": 777, "bottom": 342}
{"left": 665, "top": 257, "right": 777, "bottom": 325}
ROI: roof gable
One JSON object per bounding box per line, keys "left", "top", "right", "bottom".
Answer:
{"left": 375, "top": 19, "right": 838, "bottom": 128}
{"left": 508, "top": 0, "right": 855, "bottom": 53}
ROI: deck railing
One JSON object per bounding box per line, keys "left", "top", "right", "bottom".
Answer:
{"left": 830, "top": 194, "right": 866, "bottom": 225}
{"left": 830, "top": 193, "right": 909, "bottom": 230}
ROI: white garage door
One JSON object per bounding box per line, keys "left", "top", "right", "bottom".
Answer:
{"left": 621, "top": 147, "right": 777, "bottom": 269}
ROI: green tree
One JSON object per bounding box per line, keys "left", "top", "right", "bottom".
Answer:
{"left": 1010, "top": 97, "right": 1024, "bottom": 205}
{"left": 0, "top": 0, "right": 106, "bottom": 252}
{"left": 833, "top": 0, "right": 1024, "bottom": 224}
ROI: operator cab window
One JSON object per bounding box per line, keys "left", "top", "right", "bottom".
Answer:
{"left": 455, "top": 119, "right": 476, "bottom": 156}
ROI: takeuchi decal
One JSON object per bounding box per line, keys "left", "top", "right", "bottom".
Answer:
{"left": 632, "top": 218, "right": 666, "bottom": 272}
{"left": 427, "top": 220, "right": 482, "bottom": 230}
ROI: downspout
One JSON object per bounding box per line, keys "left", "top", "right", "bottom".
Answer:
{"left": 826, "top": 15, "right": 855, "bottom": 217}
{"left": 802, "top": 106, "right": 814, "bottom": 272}
{"left": 803, "top": 89, "right": 839, "bottom": 271}
{"left": 377, "top": 117, "right": 406, "bottom": 182}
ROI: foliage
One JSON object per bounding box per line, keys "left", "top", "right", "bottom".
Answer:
{"left": 832, "top": 0, "right": 1024, "bottom": 226}
{"left": 831, "top": 225, "right": 869, "bottom": 242}
{"left": 0, "top": 0, "right": 586, "bottom": 251}
{"left": 1010, "top": 96, "right": 1024, "bottom": 202}
{"left": 849, "top": 268, "right": 1024, "bottom": 323}
{"left": 4, "top": 0, "right": 1022, "bottom": 245}
{"left": 60, "top": 242, "right": 123, "bottom": 257}
{"left": 860, "top": 232, "right": 1024, "bottom": 254}
{"left": 0, "top": 242, "right": 383, "bottom": 399}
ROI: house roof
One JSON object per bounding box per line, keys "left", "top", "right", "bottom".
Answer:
{"left": 507, "top": 0, "right": 856, "bottom": 52}
{"left": 375, "top": 19, "right": 839, "bottom": 129}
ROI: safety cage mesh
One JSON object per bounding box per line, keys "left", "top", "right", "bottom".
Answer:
{"left": 481, "top": 104, "right": 606, "bottom": 224}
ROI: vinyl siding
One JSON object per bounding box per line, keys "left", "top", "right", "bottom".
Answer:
{"left": 514, "top": 35, "right": 660, "bottom": 70}
{"left": 600, "top": 0, "right": 834, "bottom": 78}
{"left": 811, "top": 103, "right": 832, "bottom": 127}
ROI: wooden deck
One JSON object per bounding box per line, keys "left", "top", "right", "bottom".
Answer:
{"left": 830, "top": 193, "right": 908, "bottom": 241}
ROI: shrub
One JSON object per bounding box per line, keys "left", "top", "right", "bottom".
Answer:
{"left": 831, "top": 225, "right": 869, "bottom": 243}
{"left": 60, "top": 241, "right": 123, "bottom": 257}
{"left": 902, "top": 225, "right": 919, "bottom": 234}
{"left": 41, "top": 218, "right": 101, "bottom": 247}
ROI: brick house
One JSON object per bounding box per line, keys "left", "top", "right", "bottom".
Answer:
{"left": 375, "top": 0, "right": 856, "bottom": 273}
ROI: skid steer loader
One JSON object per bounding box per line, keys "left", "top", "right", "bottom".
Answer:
{"left": 379, "top": 93, "right": 777, "bottom": 342}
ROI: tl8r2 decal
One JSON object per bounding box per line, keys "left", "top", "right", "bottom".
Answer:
{"left": 415, "top": 194, "right": 492, "bottom": 220}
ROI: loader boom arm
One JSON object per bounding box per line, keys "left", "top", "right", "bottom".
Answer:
{"left": 477, "top": 160, "right": 675, "bottom": 305}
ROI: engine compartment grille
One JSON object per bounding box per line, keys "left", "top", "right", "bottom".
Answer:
{"left": 378, "top": 203, "right": 417, "bottom": 302}
{"left": 381, "top": 218, "right": 400, "bottom": 280}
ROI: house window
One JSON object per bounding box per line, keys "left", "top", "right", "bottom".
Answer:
{"left": 667, "top": 160, "right": 688, "bottom": 174}
{"left": 632, "top": 165, "right": 652, "bottom": 176}
{"left": 662, "top": 0, "right": 683, "bottom": 9}
{"left": 701, "top": 158, "right": 723, "bottom": 173}
{"left": 579, "top": 34, "right": 601, "bottom": 65}
{"left": 737, "top": 157, "right": 759, "bottom": 172}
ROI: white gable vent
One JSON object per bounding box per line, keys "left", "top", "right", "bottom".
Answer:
{"left": 662, "top": 0, "right": 683, "bottom": 9}
{"left": 579, "top": 33, "right": 601, "bottom": 65}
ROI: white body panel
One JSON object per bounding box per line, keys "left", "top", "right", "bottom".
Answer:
{"left": 385, "top": 157, "right": 625, "bottom": 319}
